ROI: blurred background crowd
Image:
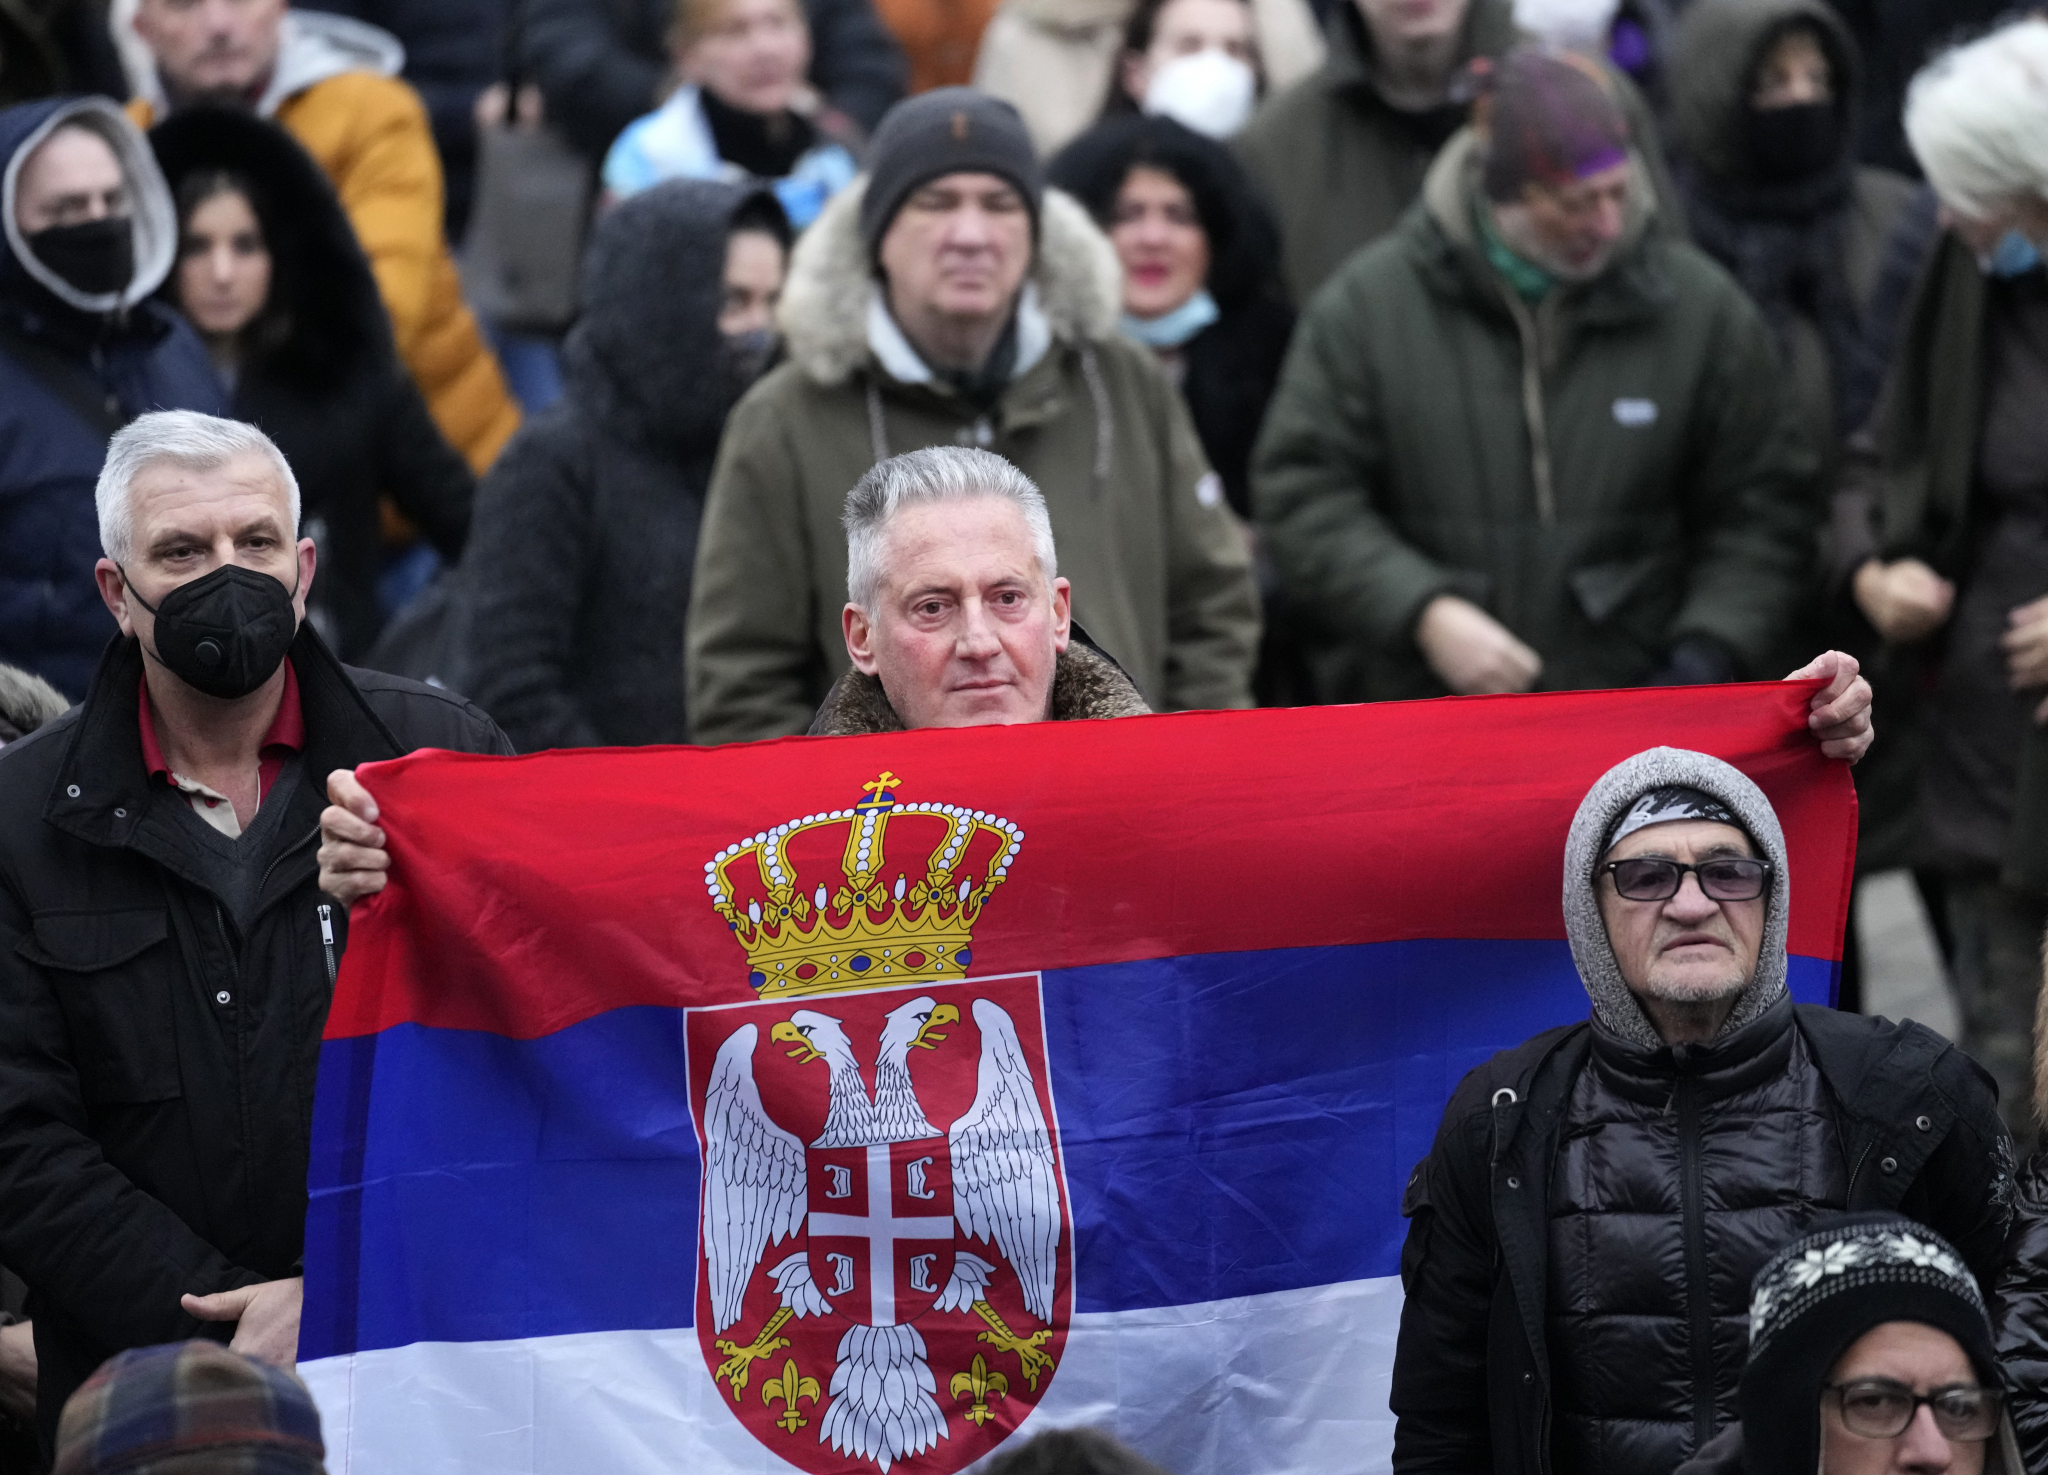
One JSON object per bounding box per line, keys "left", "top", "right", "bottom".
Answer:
{"left": 0, "top": 3, "right": 2046, "bottom": 1449}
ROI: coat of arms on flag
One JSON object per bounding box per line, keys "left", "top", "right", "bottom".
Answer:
{"left": 686, "top": 773, "right": 1072, "bottom": 1473}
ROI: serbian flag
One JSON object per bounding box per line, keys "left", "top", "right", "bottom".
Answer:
{"left": 301, "top": 684, "right": 1854, "bottom": 1475}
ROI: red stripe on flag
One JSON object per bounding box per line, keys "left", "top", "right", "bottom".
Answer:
{"left": 327, "top": 682, "right": 1854, "bottom": 1041}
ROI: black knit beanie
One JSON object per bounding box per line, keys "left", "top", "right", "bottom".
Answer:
{"left": 858, "top": 88, "right": 1042, "bottom": 260}
{"left": 1739, "top": 1213, "right": 2000, "bottom": 1475}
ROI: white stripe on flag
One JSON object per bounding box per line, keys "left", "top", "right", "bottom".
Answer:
{"left": 303, "top": 1275, "right": 1401, "bottom": 1475}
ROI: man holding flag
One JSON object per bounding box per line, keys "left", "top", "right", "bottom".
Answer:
{"left": 1390, "top": 748, "right": 2048, "bottom": 1475}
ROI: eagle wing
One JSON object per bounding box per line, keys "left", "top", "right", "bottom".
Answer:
{"left": 701, "top": 1022, "right": 808, "bottom": 1333}
{"left": 949, "top": 998, "right": 1061, "bottom": 1324}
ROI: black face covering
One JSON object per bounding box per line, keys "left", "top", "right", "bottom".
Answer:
{"left": 1742, "top": 102, "right": 1843, "bottom": 182}
{"left": 125, "top": 563, "right": 299, "bottom": 699}
{"left": 26, "top": 216, "right": 135, "bottom": 297}
{"left": 717, "top": 327, "right": 777, "bottom": 404}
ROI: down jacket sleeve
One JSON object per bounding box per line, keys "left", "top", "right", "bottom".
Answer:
{"left": 1992, "top": 1152, "right": 2048, "bottom": 1472}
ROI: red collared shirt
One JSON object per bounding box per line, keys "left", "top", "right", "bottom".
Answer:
{"left": 137, "top": 661, "right": 305, "bottom": 839}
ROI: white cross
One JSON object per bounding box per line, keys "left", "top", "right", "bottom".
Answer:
{"left": 810, "top": 1144, "right": 952, "bottom": 1324}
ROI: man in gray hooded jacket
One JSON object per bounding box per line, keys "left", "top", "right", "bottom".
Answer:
{"left": 1389, "top": 747, "right": 2048, "bottom": 1475}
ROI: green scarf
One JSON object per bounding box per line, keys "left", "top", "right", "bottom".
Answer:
{"left": 1475, "top": 203, "right": 1553, "bottom": 304}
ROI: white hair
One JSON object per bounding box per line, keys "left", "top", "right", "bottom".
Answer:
{"left": 843, "top": 447, "right": 1058, "bottom": 613}
{"left": 1905, "top": 16, "right": 2048, "bottom": 220}
{"left": 96, "top": 411, "right": 300, "bottom": 565}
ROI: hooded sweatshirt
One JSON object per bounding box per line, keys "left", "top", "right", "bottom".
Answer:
{"left": 1549, "top": 747, "right": 1848, "bottom": 1473}
{"left": 0, "top": 96, "right": 224, "bottom": 701}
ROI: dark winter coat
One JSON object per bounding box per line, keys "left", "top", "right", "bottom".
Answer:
{"left": 1391, "top": 1003, "right": 2040, "bottom": 1475}
{"left": 299, "top": 0, "right": 513, "bottom": 237}
{"left": 0, "top": 97, "right": 226, "bottom": 702}
{"left": 0, "top": 625, "right": 510, "bottom": 1452}
{"left": 1047, "top": 115, "right": 1296, "bottom": 518}
{"left": 1253, "top": 130, "right": 1819, "bottom": 702}
{"left": 520, "top": 0, "right": 905, "bottom": 162}
{"left": 808, "top": 637, "right": 1150, "bottom": 733}
{"left": 150, "top": 108, "right": 475, "bottom": 664}
{"left": 1668, "top": 0, "right": 1915, "bottom": 469}
{"left": 460, "top": 179, "right": 777, "bottom": 750}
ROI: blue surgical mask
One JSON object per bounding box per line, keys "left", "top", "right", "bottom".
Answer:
{"left": 1981, "top": 228, "right": 2042, "bottom": 278}
{"left": 1120, "top": 289, "right": 1220, "bottom": 349}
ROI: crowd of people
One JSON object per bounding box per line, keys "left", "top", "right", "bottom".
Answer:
{"left": 0, "top": 0, "right": 2045, "bottom": 1470}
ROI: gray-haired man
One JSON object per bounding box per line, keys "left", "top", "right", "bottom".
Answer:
{"left": 0, "top": 410, "right": 507, "bottom": 1454}
{"left": 1391, "top": 747, "right": 2047, "bottom": 1475}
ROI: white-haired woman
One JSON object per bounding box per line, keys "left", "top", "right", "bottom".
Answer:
{"left": 1833, "top": 16, "right": 2048, "bottom": 1146}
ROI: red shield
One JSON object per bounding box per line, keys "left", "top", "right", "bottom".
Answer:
{"left": 806, "top": 1142, "right": 955, "bottom": 1327}
{"left": 686, "top": 973, "right": 1072, "bottom": 1475}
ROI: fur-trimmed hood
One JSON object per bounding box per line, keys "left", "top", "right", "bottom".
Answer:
{"left": 1562, "top": 747, "right": 1791, "bottom": 1050}
{"left": 777, "top": 176, "right": 1124, "bottom": 387}
{"left": 807, "top": 640, "right": 1150, "bottom": 735}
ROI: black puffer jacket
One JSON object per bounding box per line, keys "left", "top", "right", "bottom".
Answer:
{"left": 0, "top": 626, "right": 510, "bottom": 1452}
{"left": 1549, "top": 1003, "right": 1848, "bottom": 1471}
{"left": 1393, "top": 1005, "right": 2033, "bottom": 1475}
{"left": 460, "top": 179, "right": 782, "bottom": 749}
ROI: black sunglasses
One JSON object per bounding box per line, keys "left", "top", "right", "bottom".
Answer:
{"left": 1823, "top": 1379, "right": 2002, "bottom": 1442}
{"left": 1599, "top": 856, "right": 1771, "bottom": 902}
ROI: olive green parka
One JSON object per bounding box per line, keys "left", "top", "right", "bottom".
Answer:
{"left": 1252, "top": 130, "right": 1820, "bottom": 702}
{"left": 684, "top": 181, "right": 1259, "bottom": 745}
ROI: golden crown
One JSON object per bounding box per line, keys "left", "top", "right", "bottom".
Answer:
{"left": 703, "top": 772, "right": 1023, "bottom": 999}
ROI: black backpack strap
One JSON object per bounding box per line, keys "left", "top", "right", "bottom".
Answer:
{"left": 0, "top": 320, "right": 129, "bottom": 440}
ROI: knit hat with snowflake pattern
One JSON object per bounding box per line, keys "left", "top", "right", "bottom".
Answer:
{"left": 1738, "top": 1212, "right": 2013, "bottom": 1475}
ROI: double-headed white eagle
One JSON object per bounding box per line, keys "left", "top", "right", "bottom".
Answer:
{"left": 701, "top": 995, "right": 1062, "bottom": 1470}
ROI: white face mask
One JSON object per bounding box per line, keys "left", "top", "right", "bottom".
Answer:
{"left": 1142, "top": 49, "right": 1257, "bottom": 139}
{"left": 1510, "top": 0, "right": 1620, "bottom": 50}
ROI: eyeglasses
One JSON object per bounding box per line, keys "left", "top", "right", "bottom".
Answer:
{"left": 1599, "top": 856, "right": 1771, "bottom": 902}
{"left": 1823, "top": 1380, "right": 2003, "bottom": 1442}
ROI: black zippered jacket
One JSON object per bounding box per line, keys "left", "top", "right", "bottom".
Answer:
{"left": 0, "top": 627, "right": 508, "bottom": 1444}
{"left": 1389, "top": 1000, "right": 2047, "bottom": 1475}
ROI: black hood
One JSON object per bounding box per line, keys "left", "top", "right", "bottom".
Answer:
{"left": 1047, "top": 114, "right": 1282, "bottom": 313}
{"left": 150, "top": 107, "right": 387, "bottom": 389}
{"left": 562, "top": 178, "right": 788, "bottom": 455}
{"left": 1670, "top": 0, "right": 1860, "bottom": 184}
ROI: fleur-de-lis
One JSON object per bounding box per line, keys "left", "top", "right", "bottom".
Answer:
{"left": 949, "top": 1353, "right": 1010, "bottom": 1427}
{"left": 761, "top": 1358, "right": 820, "bottom": 1434}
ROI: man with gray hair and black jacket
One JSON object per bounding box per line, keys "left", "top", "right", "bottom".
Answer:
{"left": 1391, "top": 747, "right": 2048, "bottom": 1475}
{"left": 0, "top": 410, "right": 509, "bottom": 1457}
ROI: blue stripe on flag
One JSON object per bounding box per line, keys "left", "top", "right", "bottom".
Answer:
{"left": 305, "top": 941, "right": 1834, "bottom": 1358}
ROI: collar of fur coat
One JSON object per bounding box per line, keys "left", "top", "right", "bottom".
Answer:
{"left": 807, "top": 642, "right": 1151, "bottom": 735}
{"left": 777, "top": 178, "right": 1124, "bottom": 387}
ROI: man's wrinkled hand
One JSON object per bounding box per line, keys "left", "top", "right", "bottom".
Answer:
{"left": 1415, "top": 595, "right": 1543, "bottom": 695}
{"left": 1852, "top": 558, "right": 1954, "bottom": 644}
{"left": 318, "top": 768, "right": 387, "bottom": 910}
{"left": 182, "top": 1277, "right": 301, "bottom": 1370}
{"left": 1784, "top": 650, "right": 1874, "bottom": 764}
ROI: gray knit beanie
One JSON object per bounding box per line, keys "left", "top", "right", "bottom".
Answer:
{"left": 858, "top": 88, "right": 1042, "bottom": 260}
{"left": 1562, "top": 747, "right": 1790, "bottom": 1049}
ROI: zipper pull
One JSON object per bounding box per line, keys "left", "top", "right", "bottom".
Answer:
{"left": 317, "top": 903, "right": 335, "bottom": 946}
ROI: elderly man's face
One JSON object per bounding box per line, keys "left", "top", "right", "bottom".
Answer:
{"left": 1821, "top": 1322, "right": 1987, "bottom": 1475}
{"left": 13, "top": 126, "right": 127, "bottom": 234}
{"left": 1596, "top": 819, "right": 1765, "bottom": 1012}
{"left": 135, "top": 0, "right": 287, "bottom": 101}
{"left": 1497, "top": 159, "right": 1633, "bottom": 282}
{"left": 1939, "top": 194, "right": 2048, "bottom": 260}
{"left": 878, "top": 173, "right": 1033, "bottom": 334}
{"left": 843, "top": 495, "right": 1070, "bottom": 729}
{"left": 94, "top": 449, "right": 314, "bottom": 674}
